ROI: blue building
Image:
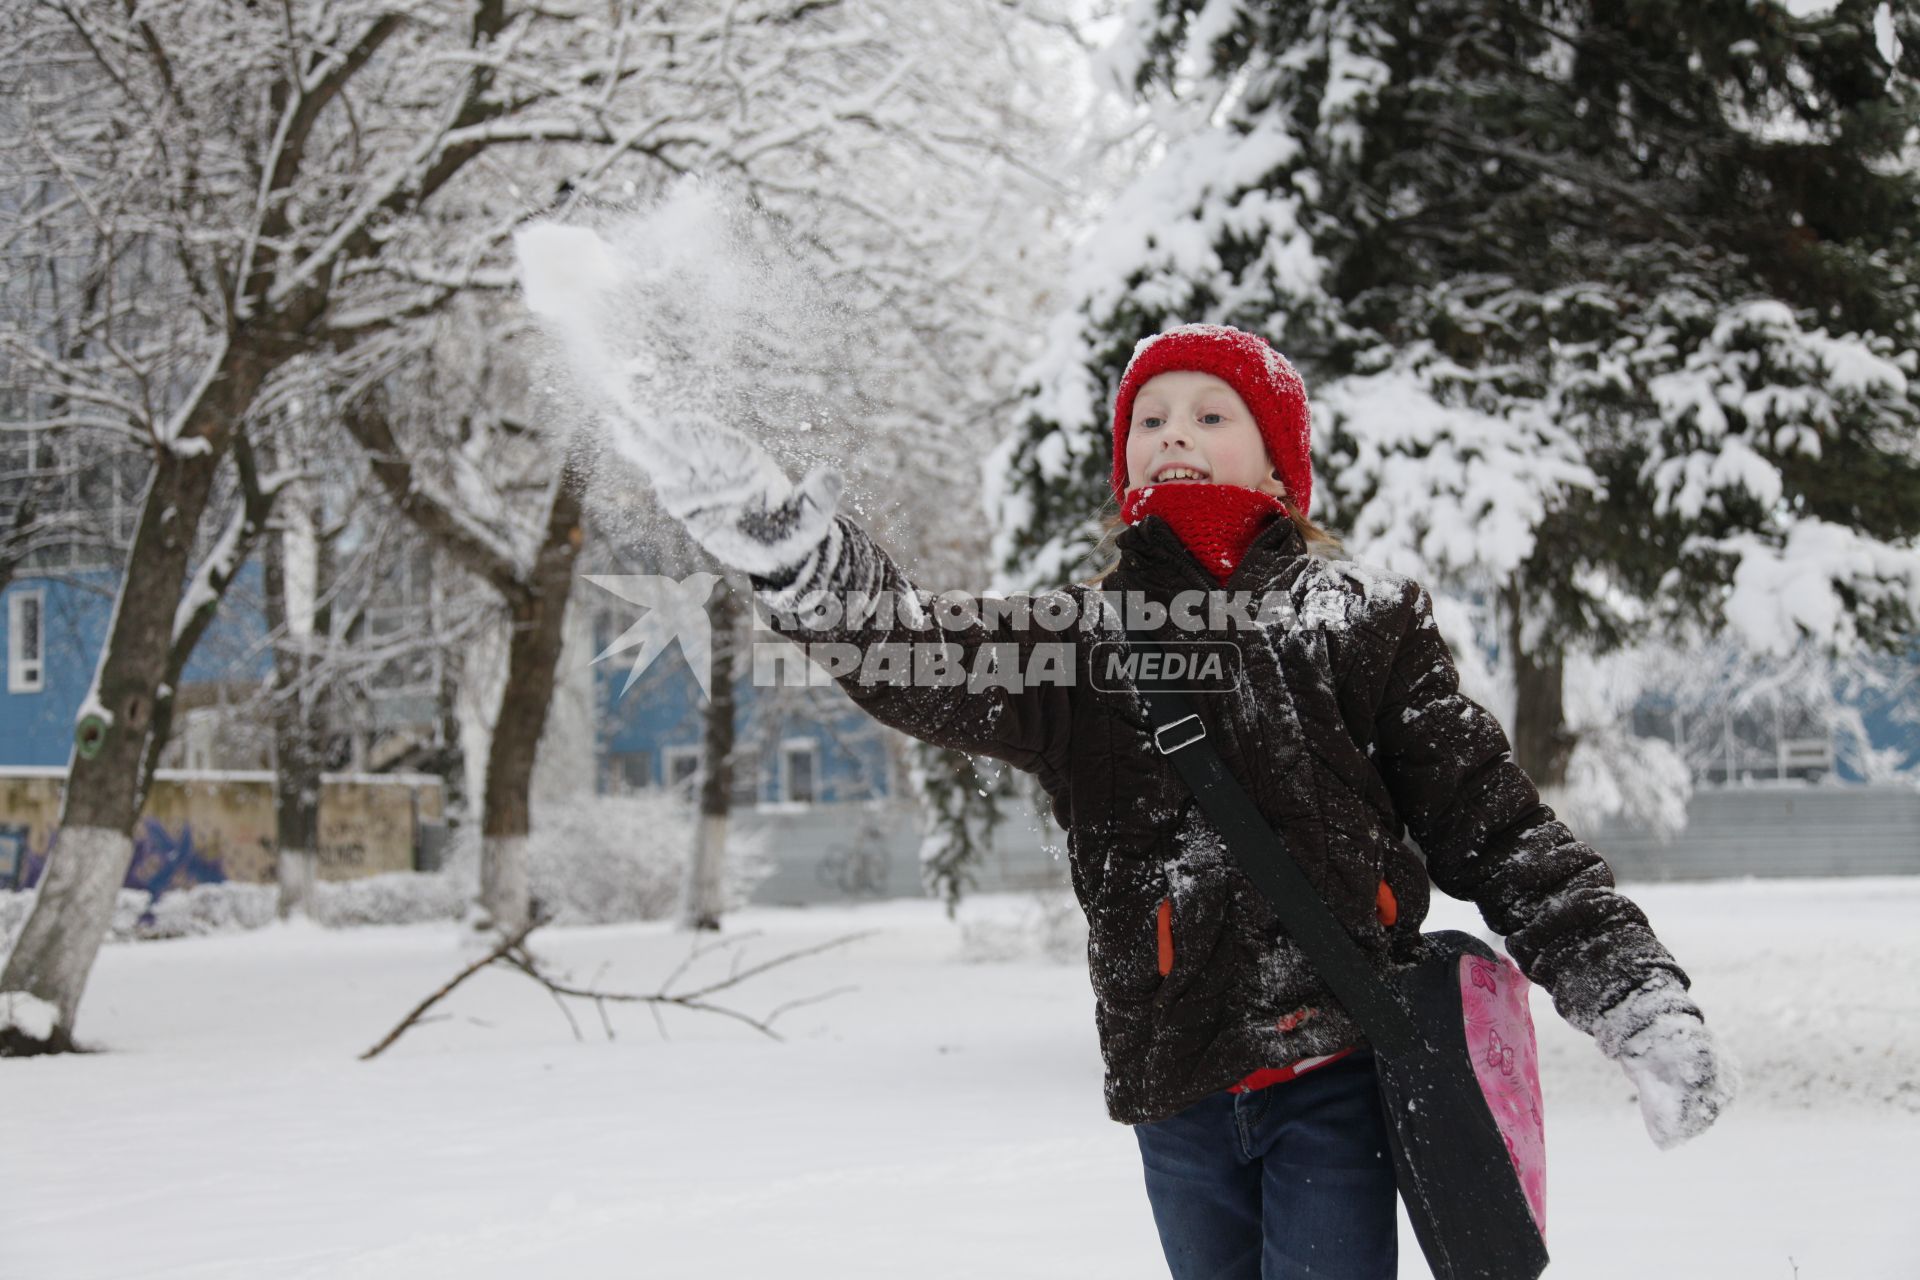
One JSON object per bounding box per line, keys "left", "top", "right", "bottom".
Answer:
{"left": 1, "top": 566, "right": 275, "bottom": 770}
{"left": 586, "top": 597, "right": 897, "bottom": 808}
{"left": 0, "top": 557, "right": 896, "bottom": 810}
{"left": 6, "top": 547, "right": 1912, "bottom": 833}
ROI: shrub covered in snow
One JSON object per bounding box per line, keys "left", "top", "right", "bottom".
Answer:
{"left": 956, "top": 885, "right": 1088, "bottom": 966}
{"left": 514, "top": 790, "right": 774, "bottom": 925}
{"left": 139, "top": 882, "right": 280, "bottom": 938}
{"left": 2, "top": 888, "right": 155, "bottom": 950}
{"left": 432, "top": 790, "right": 775, "bottom": 926}
{"left": 0, "top": 876, "right": 477, "bottom": 949}
{"left": 0, "top": 791, "right": 778, "bottom": 950}
{"left": 313, "top": 871, "right": 470, "bottom": 929}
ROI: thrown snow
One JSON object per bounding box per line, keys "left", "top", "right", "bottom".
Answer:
{"left": 1, "top": 879, "right": 1916, "bottom": 1279}
{"left": 513, "top": 223, "right": 630, "bottom": 320}
{"left": 510, "top": 174, "right": 858, "bottom": 540}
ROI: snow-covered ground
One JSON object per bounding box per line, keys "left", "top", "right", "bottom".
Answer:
{"left": 4, "top": 876, "right": 1916, "bottom": 1279}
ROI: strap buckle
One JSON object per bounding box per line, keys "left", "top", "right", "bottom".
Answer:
{"left": 1152, "top": 713, "right": 1206, "bottom": 755}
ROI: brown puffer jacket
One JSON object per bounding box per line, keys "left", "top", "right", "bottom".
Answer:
{"left": 749, "top": 510, "right": 1692, "bottom": 1126}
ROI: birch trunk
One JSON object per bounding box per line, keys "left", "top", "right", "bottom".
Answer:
{"left": 475, "top": 478, "right": 585, "bottom": 933}
{"left": 679, "top": 583, "right": 740, "bottom": 933}
{"left": 0, "top": 827, "right": 130, "bottom": 1053}
{"left": 0, "top": 349, "right": 268, "bottom": 1050}
{"left": 264, "top": 486, "right": 324, "bottom": 922}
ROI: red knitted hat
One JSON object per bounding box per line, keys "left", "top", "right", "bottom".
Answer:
{"left": 1110, "top": 323, "right": 1313, "bottom": 516}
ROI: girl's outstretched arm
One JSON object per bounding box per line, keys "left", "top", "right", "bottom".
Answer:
{"left": 626, "top": 411, "right": 1072, "bottom": 783}
{"left": 1365, "top": 578, "right": 1736, "bottom": 1147}
{"left": 744, "top": 512, "right": 1075, "bottom": 786}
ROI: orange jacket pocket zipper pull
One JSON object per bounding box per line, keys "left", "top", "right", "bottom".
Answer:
{"left": 1376, "top": 880, "right": 1398, "bottom": 927}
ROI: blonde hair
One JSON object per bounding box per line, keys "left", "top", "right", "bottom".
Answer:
{"left": 1078, "top": 500, "right": 1344, "bottom": 587}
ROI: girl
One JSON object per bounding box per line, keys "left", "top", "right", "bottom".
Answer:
{"left": 642, "top": 323, "right": 1736, "bottom": 1279}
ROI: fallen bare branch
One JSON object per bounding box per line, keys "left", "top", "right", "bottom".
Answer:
{"left": 500, "top": 927, "right": 880, "bottom": 1043}
{"left": 359, "top": 914, "right": 546, "bottom": 1061}
{"left": 361, "top": 920, "right": 880, "bottom": 1058}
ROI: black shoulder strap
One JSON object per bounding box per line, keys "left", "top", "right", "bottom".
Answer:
{"left": 1123, "top": 624, "right": 1424, "bottom": 1056}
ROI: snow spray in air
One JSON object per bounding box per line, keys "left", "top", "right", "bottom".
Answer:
{"left": 511, "top": 175, "right": 857, "bottom": 503}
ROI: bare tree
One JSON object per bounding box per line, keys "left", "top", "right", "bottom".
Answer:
{"left": 551, "top": 0, "right": 1092, "bottom": 929}
{"left": 360, "top": 0, "right": 1091, "bottom": 935}
{"left": 1, "top": 0, "right": 1093, "bottom": 1048}
{"left": 246, "top": 395, "right": 486, "bottom": 919}
{"left": 338, "top": 384, "right": 587, "bottom": 935}
{"left": 2, "top": 0, "right": 834, "bottom": 1051}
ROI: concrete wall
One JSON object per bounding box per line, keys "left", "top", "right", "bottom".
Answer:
{"left": 0, "top": 768, "right": 444, "bottom": 893}
{"left": 1587, "top": 782, "right": 1920, "bottom": 881}
{"left": 738, "top": 800, "right": 1069, "bottom": 908}
{"left": 5, "top": 771, "right": 1899, "bottom": 906}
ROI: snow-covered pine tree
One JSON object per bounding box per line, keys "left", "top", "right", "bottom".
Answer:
{"left": 1000, "top": 0, "right": 1920, "bottom": 789}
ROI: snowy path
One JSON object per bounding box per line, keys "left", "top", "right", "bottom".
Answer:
{"left": 4, "top": 878, "right": 1916, "bottom": 1278}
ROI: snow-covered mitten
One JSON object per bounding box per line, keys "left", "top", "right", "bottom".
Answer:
{"left": 646, "top": 411, "right": 843, "bottom": 580}
{"left": 1590, "top": 974, "right": 1739, "bottom": 1150}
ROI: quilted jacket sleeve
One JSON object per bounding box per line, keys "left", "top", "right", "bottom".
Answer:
{"left": 1368, "top": 577, "right": 1691, "bottom": 1035}
{"left": 746, "top": 514, "right": 1074, "bottom": 783}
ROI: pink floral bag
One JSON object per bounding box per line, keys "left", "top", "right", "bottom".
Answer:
{"left": 1462, "top": 951, "right": 1548, "bottom": 1236}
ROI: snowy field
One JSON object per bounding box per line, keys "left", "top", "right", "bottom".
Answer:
{"left": 4, "top": 876, "right": 1916, "bottom": 1280}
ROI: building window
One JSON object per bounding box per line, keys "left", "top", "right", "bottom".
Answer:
{"left": 664, "top": 745, "right": 702, "bottom": 801}
{"left": 0, "top": 431, "right": 143, "bottom": 571}
{"left": 606, "top": 749, "right": 653, "bottom": 795}
{"left": 780, "top": 738, "right": 819, "bottom": 805}
{"left": 181, "top": 706, "right": 219, "bottom": 771}
{"left": 8, "top": 588, "right": 45, "bottom": 694}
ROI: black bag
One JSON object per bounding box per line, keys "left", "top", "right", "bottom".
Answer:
{"left": 1371, "top": 931, "right": 1549, "bottom": 1280}
{"left": 1124, "top": 631, "right": 1549, "bottom": 1280}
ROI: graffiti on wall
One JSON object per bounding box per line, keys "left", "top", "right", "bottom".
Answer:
{"left": 0, "top": 771, "right": 441, "bottom": 894}
{"left": 126, "top": 818, "right": 231, "bottom": 894}
{"left": 11, "top": 818, "right": 230, "bottom": 895}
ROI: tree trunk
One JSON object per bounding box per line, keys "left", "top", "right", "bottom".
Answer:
{"left": 0, "top": 350, "right": 268, "bottom": 1052}
{"left": 264, "top": 485, "right": 323, "bottom": 922}
{"left": 136, "top": 432, "right": 277, "bottom": 804}
{"left": 1503, "top": 582, "right": 1577, "bottom": 790}
{"left": 476, "top": 475, "right": 585, "bottom": 934}
{"left": 679, "top": 581, "right": 741, "bottom": 933}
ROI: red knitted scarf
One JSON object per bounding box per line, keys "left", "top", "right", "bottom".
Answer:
{"left": 1120, "top": 482, "right": 1289, "bottom": 584}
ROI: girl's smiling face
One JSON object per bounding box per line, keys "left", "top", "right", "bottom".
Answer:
{"left": 1123, "top": 370, "right": 1290, "bottom": 503}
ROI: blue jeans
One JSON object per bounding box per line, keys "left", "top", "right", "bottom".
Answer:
{"left": 1133, "top": 1049, "right": 1398, "bottom": 1280}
